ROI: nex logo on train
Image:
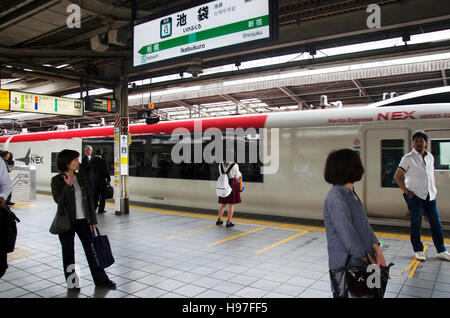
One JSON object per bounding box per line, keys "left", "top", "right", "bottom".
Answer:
{"left": 377, "top": 111, "right": 416, "bottom": 121}
{"left": 16, "top": 148, "right": 44, "bottom": 165}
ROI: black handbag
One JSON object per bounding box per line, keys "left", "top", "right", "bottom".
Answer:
{"left": 1, "top": 206, "right": 20, "bottom": 253}
{"left": 329, "top": 255, "right": 394, "bottom": 298}
{"left": 90, "top": 228, "right": 115, "bottom": 269}
{"left": 103, "top": 182, "right": 114, "bottom": 199}
{"left": 49, "top": 207, "right": 71, "bottom": 235}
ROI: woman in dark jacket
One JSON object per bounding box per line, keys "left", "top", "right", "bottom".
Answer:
{"left": 51, "top": 149, "right": 115, "bottom": 290}
{"left": 323, "top": 149, "right": 387, "bottom": 297}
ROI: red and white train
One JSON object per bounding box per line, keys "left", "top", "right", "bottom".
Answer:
{"left": 1, "top": 86, "right": 450, "bottom": 224}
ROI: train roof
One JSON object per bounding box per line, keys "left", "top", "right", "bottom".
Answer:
{"left": 367, "top": 86, "right": 450, "bottom": 108}
{"left": 1, "top": 86, "right": 449, "bottom": 144}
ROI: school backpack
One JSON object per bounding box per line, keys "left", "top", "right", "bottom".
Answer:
{"left": 216, "top": 163, "right": 235, "bottom": 198}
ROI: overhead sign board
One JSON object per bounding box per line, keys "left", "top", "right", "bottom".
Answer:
{"left": 84, "top": 96, "right": 118, "bottom": 113}
{"left": 0, "top": 90, "right": 9, "bottom": 111}
{"left": 9, "top": 91, "right": 83, "bottom": 116}
{"left": 133, "top": 0, "right": 277, "bottom": 69}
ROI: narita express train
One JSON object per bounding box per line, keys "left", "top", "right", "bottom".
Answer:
{"left": 1, "top": 86, "right": 450, "bottom": 225}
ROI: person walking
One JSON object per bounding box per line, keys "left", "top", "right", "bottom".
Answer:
{"left": 216, "top": 160, "right": 242, "bottom": 228}
{"left": 51, "top": 149, "right": 115, "bottom": 290}
{"left": 394, "top": 130, "right": 450, "bottom": 262}
{"left": 90, "top": 149, "right": 111, "bottom": 214}
{"left": 0, "top": 155, "right": 12, "bottom": 278}
{"left": 323, "top": 149, "right": 387, "bottom": 298}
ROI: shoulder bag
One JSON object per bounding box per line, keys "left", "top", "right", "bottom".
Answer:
{"left": 329, "top": 254, "right": 394, "bottom": 298}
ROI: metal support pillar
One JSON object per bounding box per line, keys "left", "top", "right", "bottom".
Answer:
{"left": 114, "top": 80, "right": 130, "bottom": 215}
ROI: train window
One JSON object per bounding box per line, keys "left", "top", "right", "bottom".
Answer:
{"left": 82, "top": 138, "right": 114, "bottom": 174}
{"left": 381, "top": 139, "right": 404, "bottom": 188}
{"left": 84, "top": 133, "right": 263, "bottom": 182}
{"left": 431, "top": 140, "right": 450, "bottom": 170}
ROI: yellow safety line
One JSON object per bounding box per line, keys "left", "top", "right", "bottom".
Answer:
{"left": 208, "top": 227, "right": 266, "bottom": 247}
{"left": 36, "top": 194, "right": 450, "bottom": 244}
{"left": 167, "top": 224, "right": 216, "bottom": 240}
{"left": 255, "top": 230, "right": 309, "bottom": 254}
{"left": 408, "top": 245, "right": 429, "bottom": 279}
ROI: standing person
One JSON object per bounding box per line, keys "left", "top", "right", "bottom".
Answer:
{"left": 394, "top": 130, "right": 450, "bottom": 261}
{"left": 1, "top": 151, "right": 14, "bottom": 206}
{"left": 79, "top": 145, "right": 93, "bottom": 186}
{"left": 323, "top": 149, "right": 387, "bottom": 298}
{"left": 216, "top": 159, "right": 242, "bottom": 228}
{"left": 90, "top": 149, "right": 111, "bottom": 214}
{"left": 0, "top": 154, "right": 12, "bottom": 278}
{"left": 51, "top": 149, "right": 115, "bottom": 290}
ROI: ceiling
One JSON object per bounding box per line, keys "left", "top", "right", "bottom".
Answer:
{"left": 0, "top": 0, "right": 449, "bottom": 132}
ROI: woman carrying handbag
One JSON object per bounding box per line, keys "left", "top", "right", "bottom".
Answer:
{"left": 323, "top": 149, "right": 391, "bottom": 298}
{"left": 50, "top": 149, "right": 116, "bottom": 291}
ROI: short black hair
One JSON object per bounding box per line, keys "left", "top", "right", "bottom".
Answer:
{"left": 324, "top": 149, "right": 364, "bottom": 185}
{"left": 56, "top": 149, "right": 79, "bottom": 172}
{"left": 412, "top": 130, "right": 428, "bottom": 143}
{"left": 94, "top": 148, "right": 103, "bottom": 156}
{"left": 0, "top": 151, "right": 9, "bottom": 158}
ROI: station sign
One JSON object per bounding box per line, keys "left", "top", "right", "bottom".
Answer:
{"left": 0, "top": 90, "right": 9, "bottom": 110}
{"left": 133, "top": 0, "right": 277, "bottom": 69}
{"left": 84, "top": 96, "right": 118, "bottom": 113}
{"left": 9, "top": 91, "right": 83, "bottom": 116}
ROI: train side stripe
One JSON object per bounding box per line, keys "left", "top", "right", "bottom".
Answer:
{"left": 0, "top": 114, "right": 269, "bottom": 143}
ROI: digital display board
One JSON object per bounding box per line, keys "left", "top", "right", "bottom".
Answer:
{"left": 9, "top": 91, "right": 83, "bottom": 116}
{"left": 84, "top": 96, "right": 118, "bottom": 113}
{"left": 133, "top": 0, "right": 277, "bottom": 69}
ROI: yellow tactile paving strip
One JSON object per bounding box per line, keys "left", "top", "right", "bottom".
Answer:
{"left": 7, "top": 248, "right": 34, "bottom": 261}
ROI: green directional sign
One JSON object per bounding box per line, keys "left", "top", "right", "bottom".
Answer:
{"left": 133, "top": 0, "right": 275, "bottom": 68}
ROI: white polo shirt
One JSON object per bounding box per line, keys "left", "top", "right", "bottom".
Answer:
{"left": 398, "top": 149, "right": 437, "bottom": 201}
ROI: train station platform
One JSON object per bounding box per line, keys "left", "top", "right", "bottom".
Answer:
{"left": 1, "top": 194, "right": 450, "bottom": 299}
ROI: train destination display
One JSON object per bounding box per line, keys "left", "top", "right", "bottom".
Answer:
{"left": 9, "top": 91, "right": 83, "bottom": 116}
{"left": 84, "top": 96, "right": 118, "bottom": 113}
{"left": 133, "top": 0, "right": 275, "bottom": 68}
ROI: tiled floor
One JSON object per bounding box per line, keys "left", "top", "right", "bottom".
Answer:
{"left": 1, "top": 195, "right": 450, "bottom": 298}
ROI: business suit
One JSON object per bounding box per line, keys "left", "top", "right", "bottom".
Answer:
{"left": 79, "top": 155, "right": 93, "bottom": 187}
{"left": 90, "top": 155, "right": 111, "bottom": 213}
{"left": 51, "top": 172, "right": 110, "bottom": 286}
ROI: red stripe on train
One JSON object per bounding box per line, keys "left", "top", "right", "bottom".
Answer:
{"left": 0, "top": 114, "right": 268, "bottom": 143}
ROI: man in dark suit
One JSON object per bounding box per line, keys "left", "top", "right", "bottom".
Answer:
{"left": 91, "top": 148, "right": 111, "bottom": 214}
{"left": 79, "top": 145, "right": 93, "bottom": 188}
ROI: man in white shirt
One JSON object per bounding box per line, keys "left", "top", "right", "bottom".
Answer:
{"left": 394, "top": 130, "right": 450, "bottom": 262}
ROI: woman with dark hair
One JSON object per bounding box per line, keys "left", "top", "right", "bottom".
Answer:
{"left": 51, "top": 149, "right": 115, "bottom": 291}
{"left": 323, "top": 149, "right": 387, "bottom": 297}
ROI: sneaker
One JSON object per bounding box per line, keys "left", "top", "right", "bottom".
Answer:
{"left": 415, "top": 251, "right": 426, "bottom": 261}
{"left": 437, "top": 251, "right": 450, "bottom": 261}
{"left": 226, "top": 221, "right": 235, "bottom": 228}
{"left": 216, "top": 218, "right": 223, "bottom": 225}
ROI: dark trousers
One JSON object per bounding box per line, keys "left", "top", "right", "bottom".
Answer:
{"left": 403, "top": 193, "right": 446, "bottom": 253}
{"left": 0, "top": 252, "right": 7, "bottom": 279}
{"left": 93, "top": 184, "right": 106, "bottom": 213}
{"left": 58, "top": 219, "right": 109, "bottom": 286}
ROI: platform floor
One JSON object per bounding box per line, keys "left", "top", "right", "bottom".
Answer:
{"left": 1, "top": 195, "right": 450, "bottom": 299}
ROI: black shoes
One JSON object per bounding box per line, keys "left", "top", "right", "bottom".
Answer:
{"left": 226, "top": 221, "right": 235, "bottom": 228}
{"left": 216, "top": 218, "right": 235, "bottom": 227}
{"left": 98, "top": 210, "right": 106, "bottom": 214}
{"left": 96, "top": 280, "right": 117, "bottom": 289}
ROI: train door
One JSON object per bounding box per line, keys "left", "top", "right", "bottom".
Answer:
{"left": 365, "top": 129, "right": 410, "bottom": 218}
{"left": 427, "top": 130, "right": 450, "bottom": 223}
